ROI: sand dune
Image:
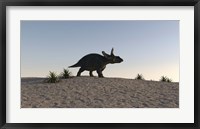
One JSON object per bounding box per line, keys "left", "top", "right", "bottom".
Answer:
{"left": 21, "top": 76, "right": 179, "bottom": 108}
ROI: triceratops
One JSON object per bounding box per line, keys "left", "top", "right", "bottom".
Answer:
{"left": 69, "top": 48, "right": 123, "bottom": 77}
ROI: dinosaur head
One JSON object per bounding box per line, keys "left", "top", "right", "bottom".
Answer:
{"left": 102, "top": 48, "right": 123, "bottom": 64}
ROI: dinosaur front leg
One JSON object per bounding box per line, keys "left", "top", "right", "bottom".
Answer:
{"left": 89, "top": 71, "right": 94, "bottom": 77}
{"left": 97, "top": 70, "right": 104, "bottom": 78}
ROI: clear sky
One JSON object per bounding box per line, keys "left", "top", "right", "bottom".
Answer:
{"left": 21, "top": 20, "right": 179, "bottom": 82}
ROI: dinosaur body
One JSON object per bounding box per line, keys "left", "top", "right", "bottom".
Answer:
{"left": 69, "top": 48, "right": 123, "bottom": 77}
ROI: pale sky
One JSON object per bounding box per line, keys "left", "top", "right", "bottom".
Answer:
{"left": 21, "top": 20, "right": 179, "bottom": 82}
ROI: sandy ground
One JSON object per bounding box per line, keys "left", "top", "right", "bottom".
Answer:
{"left": 21, "top": 76, "right": 179, "bottom": 108}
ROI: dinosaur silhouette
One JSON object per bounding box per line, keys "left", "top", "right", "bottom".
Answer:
{"left": 69, "top": 48, "right": 123, "bottom": 77}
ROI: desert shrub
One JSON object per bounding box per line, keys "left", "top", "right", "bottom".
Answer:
{"left": 46, "top": 71, "right": 59, "bottom": 83}
{"left": 135, "top": 74, "right": 145, "bottom": 80}
{"left": 160, "top": 76, "right": 172, "bottom": 82}
{"left": 160, "top": 76, "right": 167, "bottom": 82}
{"left": 166, "top": 78, "right": 172, "bottom": 82}
{"left": 60, "top": 68, "right": 72, "bottom": 79}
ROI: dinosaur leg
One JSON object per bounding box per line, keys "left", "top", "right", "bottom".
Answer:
{"left": 77, "top": 68, "right": 84, "bottom": 76}
{"left": 89, "top": 71, "right": 94, "bottom": 77}
{"left": 97, "top": 70, "right": 104, "bottom": 78}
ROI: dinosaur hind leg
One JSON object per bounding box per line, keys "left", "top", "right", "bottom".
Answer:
{"left": 77, "top": 68, "right": 84, "bottom": 76}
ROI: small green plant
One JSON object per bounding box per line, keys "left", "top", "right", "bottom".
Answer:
{"left": 60, "top": 68, "right": 72, "bottom": 79}
{"left": 160, "top": 76, "right": 167, "bottom": 82}
{"left": 46, "top": 71, "right": 59, "bottom": 83}
{"left": 160, "top": 76, "right": 172, "bottom": 82}
{"left": 166, "top": 78, "right": 172, "bottom": 82}
{"left": 135, "top": 74, "right": 144, "bottom": 80}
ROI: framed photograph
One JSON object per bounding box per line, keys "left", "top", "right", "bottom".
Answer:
{"left": 0, "top": 0, "right": 199, "bottom": 129}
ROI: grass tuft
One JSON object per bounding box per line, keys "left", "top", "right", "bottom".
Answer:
{"left": 60, "top": 68, "right": 72, "bottom": 79}
{"left": 166, "top": 78, "right": 172, "bottom": 82}
{"left": 46, "top": 71, "right": 59, "bottom": 83}
{"left": 160, "top": 76, "right": 172, "bottom": 82}
{"left": 135, "top": 74, "right": 145, "bottom": 80}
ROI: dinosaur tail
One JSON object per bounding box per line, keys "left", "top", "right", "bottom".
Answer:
{"left": 68, "top": 63, "right": 80, "bottom": 68}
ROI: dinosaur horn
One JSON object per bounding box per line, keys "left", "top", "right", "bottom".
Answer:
{"left": 111, "top": 48, "right": 114, "bottom": 55}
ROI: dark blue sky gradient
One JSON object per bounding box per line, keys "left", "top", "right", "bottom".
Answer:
{"left": 21, "top": 20, "right": 179, "bottom": 81}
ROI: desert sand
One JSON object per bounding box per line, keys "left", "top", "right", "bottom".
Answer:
{"left": 21, "top": 76, "right": 179, "bottom": 108}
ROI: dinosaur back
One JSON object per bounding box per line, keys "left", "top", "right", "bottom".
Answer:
{"left": 69, "top": 53, "right": 106, "bottom": 69}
